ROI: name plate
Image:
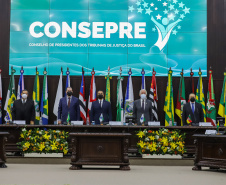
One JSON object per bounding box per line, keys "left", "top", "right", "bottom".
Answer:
{"left": 199, "top": 122, "right": 212, "bottom": 126}
{"left": 109, "top": 121, "right": 122, "bottom": 126}
{"left": 205, "top": 130, "right": 217, "bottom": 135}
{"left": 148, "top": 122, "right": 160, "bottom": 126}
{"left": 13, "top": 120, "right": 26, "bottom": 125}
{"left": 71, "top": 121, "right": 83, "bottom": 125}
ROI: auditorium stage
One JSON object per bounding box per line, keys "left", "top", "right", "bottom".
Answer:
{"left": 1, "top": 164, "right": 225, "bottom": 185}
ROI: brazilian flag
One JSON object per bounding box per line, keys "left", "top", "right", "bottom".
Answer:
{"left": 40, "top": 69, "right": 48, "bottom": 125}
{"left": 33, "top": 70, "right": 40, "bottom": 125}
{"left": 4, "top": 68, "right": 16, "bottom": 122}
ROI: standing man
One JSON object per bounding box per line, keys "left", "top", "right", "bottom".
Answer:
{"left": 182, "top": 93, "right": 204, "bottom": 126}
{"left": 90, "top": 90, "right": 112, "bottom": 124}
{"left": 133, "top": 89, "right": 153, "bottom": 125}
{"left": 58, "top": 87, "right": 80, "bottom": 124}
{"left": 12, "top": 89, "right": 35, "bottom": 125}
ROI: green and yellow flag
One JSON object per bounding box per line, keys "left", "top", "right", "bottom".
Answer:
{"left": 4, "top": 68, "right": 16, "bottom": 122}
{"left": 218, "top": 72, "right": 226, "bottom": 126}
{"left": 33, "top": 70, "right": 40, "bottom": 125}
{"left": 196, "top": 70, "right": 206, "bottom": 122}
{"left": 40, "top": 69, "right": 48, "bottom": 125}
{"left": 164, "top": 69, "right": 174, "bottom": 126}
{"left": 105, "top": 73, "right": 112, "bottom": 102}
{"left": 67, "top": 112, "right": 70, "bottom": 124}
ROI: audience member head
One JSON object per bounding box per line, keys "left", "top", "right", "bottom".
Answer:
{"left": 66, "top": 87, "right": 73, "bottom": 97}
{"left": 21, "top": 89, "right": 29, "bottom": 99}
{"left": 139, "top": 89, "right": 147, "bottom": 99}
{"left": 189, "top": 93, "right": 196, "bottom": 103}
{"left": 97, "top": 90, "right": 104, "bottom": 100}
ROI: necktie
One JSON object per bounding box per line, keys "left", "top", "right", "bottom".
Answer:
{"left": 100, "top": 100, "right": 102, "bottom": 108}
{"left": 68, "top": 97, "right": 71, "bottom": 108}
{"left": 142, "top": 100, "right": 145, "bottom": 111}
{"left": 192, "top": 103, "right": 194, "bottom": 114}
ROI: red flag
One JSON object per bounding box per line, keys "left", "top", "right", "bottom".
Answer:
{"left": 87, "top": 69, "right": 96, "bottom": 124}
{"left": 79, "top": 69, "right": 86, "bottom": 125}
{"left": 149, "top": 69, "right": 158, "bottom": 121}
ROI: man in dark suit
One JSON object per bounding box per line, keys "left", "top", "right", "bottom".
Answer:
{"left": 182, "top": 93, "right": 204, "bottom": 126}
{"left": 133, "top": 89, "right": 153, "bottom": 125}
{"left": 90, "top": 90, "right": 112, "bottom": 125}
{"left": 12, "top": 89, "right": 35, "bottom": 125}
{"left": 58, "top": 87, "right": 80, "bottom": 124}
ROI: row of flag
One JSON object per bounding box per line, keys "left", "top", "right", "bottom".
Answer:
{"left": 0, "top": 67, "right": 158, "bottom": 125}
{"left": 2, "top": 67, "right": 49, "bottom": 125}
{"left": 165, "top": 68, "right": 225, "bottom": 126}
{"left": 0, "top": 67, "right": 226, "bottom": 126}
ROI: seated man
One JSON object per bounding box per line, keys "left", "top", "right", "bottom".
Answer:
{"left": 58, "top": 87, "right": 80, "bottom": 124}
{"left": 133, "top": 89, "right": 153, "bottom": 125}
{"left": 90, "top": 90, "right": 112, "bottom": 124}
{"left": 182, "top": 93, "right": 204, "bottom": 126}
{"left": 12, "top": 89, "right": 35, "bottom": 125}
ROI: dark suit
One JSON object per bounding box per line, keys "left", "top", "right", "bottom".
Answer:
{"left": 58, "top": 96, "right": 80, "bottom": 123}
{"left": 90, "top": 100, "right": 112, "bottom": 124}
{"left": 133, "top": 99, "right": 153, "bottom": 125}
{"left": 12, "top": 99, "right": 35, "bottom": 124}
{"left": 182, "top": 102, "right": 204, "bottom": 126}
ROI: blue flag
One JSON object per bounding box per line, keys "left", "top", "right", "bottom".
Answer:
{"left": 124, "top": 69, "right": 134, "bottom": 118}
{"left": 65, "top": 70, "right": 70, "bottom": 96}
{"left": 141, "top": 69, "right": 146, "bottom": 90}
{"left": 17, "top": 69, "right": 24, "bottom": 99}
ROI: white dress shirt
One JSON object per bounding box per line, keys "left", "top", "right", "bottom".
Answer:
{"left": 140, "top": 99, "right": 146, "bottom": 110}
{"left": 21, "top": 99, "right": 27, "bottom": 104}
{"left": 99, "top": 99, "right": 103, "bottom": 108}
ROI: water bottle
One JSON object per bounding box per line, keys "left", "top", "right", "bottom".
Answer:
{"left": 86, "top": 117, "right": 90, "bottom": 125}
{"left": 169, "top": 118, "right": 172, "bottom": 126}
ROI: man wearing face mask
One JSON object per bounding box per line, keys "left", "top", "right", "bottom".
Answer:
{"left": 182, "top": 93, "right": 204, "bottom": 126}
{"left": 90, "top": 90, "right": 112, "bottom": 125}
{"left": 133, "top": 89, "right": 153, "bottom": 125}
{"left": 58, "top": 87, "right": 80, "bottom": 124}
{"left": 12, "top": 89, "right": 35, "bottom": 125}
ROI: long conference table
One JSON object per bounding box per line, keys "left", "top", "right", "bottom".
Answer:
{"left": 0, "top": 124, "right": 223, "bottom": 155}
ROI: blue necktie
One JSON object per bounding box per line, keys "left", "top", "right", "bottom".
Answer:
{"left": 192, "top": 103, "right": 194, "bottom": 114}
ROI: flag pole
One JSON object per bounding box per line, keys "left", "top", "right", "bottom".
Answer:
{"left": 0, "top": 67, "right": 2, "bottom": 124}
{"left": 108, "top": 66, "right": 110, "bottom": 76}
{"left": 82, "top": 66, "right": 84, "bottom": 75}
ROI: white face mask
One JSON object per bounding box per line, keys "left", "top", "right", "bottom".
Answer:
{"left": 140, "top": 94, "right": 147, "bottom": 99}
{"left": 22, "top": 94, "right": 28, "bottom": 99}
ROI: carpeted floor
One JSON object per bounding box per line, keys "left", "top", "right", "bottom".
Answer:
{"left": 0, "top": 164, "right": 226, "bottom": 185}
